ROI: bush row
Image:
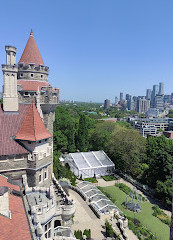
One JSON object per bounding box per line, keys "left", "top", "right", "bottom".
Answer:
{"left": 74, "top": 229, "right": 91, "bottom": 239}
{"left": 152, "top": 205, "right": 171, "bottom": 227}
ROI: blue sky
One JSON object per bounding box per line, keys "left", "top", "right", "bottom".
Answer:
{"left": 0, "top": 0, "right": 173, "bottom": 102}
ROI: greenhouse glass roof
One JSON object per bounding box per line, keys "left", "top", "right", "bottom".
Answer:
{"left": 77, "top": 181, "right": 122, "bottom": 215}
{"left": 64, "top": 151, "right": 114, "bottom": 170}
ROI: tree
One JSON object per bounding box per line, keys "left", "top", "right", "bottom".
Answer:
{"left": 89, "top": 121, "right": 116, "bottom": 151}
{"left": 76, "top": 113, "right": 88, "bottom": 151}
{"left": 145, "top": 136, "right": 173, "bottom": 188}
{"left": 54, "top": 106, "right": 76, "bottom": 152}
{"left": 108, "top": 125, "right": 146, "bottom": 177}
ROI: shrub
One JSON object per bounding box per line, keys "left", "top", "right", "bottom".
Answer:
{"left": 152, "top": 205, "right": 171, "bottom": 226}
{"left": 115, "top": 183, "right": 131, "bottom": 195}
{"left": 105, "top": 220, "right": 114, "bottom": 237}
{"left": 102, "top": 175, "right": 118, "bottom": 181}
{"left": 74, "top": 230, "right": 82, "bottom": 239}
{"left": 83, "top": 229, "right": 91, "bottom": 239}
{"left": 84, "top": 177, "right": 98, "bottom": 183}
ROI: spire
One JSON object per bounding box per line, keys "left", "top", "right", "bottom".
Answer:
{"left": 15, "top": 101, "right": 52, "bottom": 141}
{"left": 19, "top": 30, "right": 44, "bottom": 66}
{"left": 30, "top": 28, "right": 33, "bottom": 36}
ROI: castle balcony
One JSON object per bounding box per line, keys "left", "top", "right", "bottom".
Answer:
{"left": 41, "top": 103, "right": 58, "bottom": 114}
{"left": 54, "top": 226, "right": 76, "bottom": 239}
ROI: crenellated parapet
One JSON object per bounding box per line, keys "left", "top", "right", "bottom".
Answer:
{"left": 18, "top": 63, "right": 49, "bottom": 81}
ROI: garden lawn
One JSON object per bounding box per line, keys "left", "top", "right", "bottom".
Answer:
{"left": 102, "top": 186, "right": 170, "bottom": 240}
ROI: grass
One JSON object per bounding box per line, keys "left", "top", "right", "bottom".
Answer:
{"left": 102, "top": 175, "right": 118, "bottom": 181}
{"left": 100, "top": 185, "right": 170, "bottom": 240}
{"left": 84, "top": 177, "right": 98, "bottom": 183}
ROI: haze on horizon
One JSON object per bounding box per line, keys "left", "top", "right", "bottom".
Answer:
{"left": 0, "top": 0, "right": 173, "bottom": 103}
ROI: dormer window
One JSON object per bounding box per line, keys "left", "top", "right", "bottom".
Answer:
{"left": 31, "top": 73, "right": 34, "bottom": 77}
{"left": 41, "top": 74, "right": 43, "bottom": 78}
{"left": 20, "top": 73, "right": 23, "bottom": 77}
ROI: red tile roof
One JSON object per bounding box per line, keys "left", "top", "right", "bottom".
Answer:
{"left": 16, "top": 102, "right": 52, "bottom": 141}
{"left": 17, "top": 80, "right": 51, "bottom": 91}
{"left": 19, "top": 29, "right": 44, "bottom": 66}
{"left": 0, "top": 104, "right": 30, "bottom": 156}
{"left": 0, "top": 175, "right": 31, "bottom": 240}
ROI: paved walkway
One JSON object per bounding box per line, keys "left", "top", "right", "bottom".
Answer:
{"left": 68, "top": 189, "right": 106, "bottom": 240}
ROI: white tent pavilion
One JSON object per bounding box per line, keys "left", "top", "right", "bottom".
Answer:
{"left": 60, "top": 151, "right": 115, "bottom": 178}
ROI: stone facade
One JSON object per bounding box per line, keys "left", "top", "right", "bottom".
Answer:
{"left": 2, "top": 46, "right": 18, "bottom": 112}
{"left": 0, "top": 31, "right": 58, "bottom": 188}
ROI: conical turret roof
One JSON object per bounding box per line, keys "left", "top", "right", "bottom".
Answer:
{"left": 19, "top": 29, "right": 44, "bottom": 66}
{"left": 15, "top": 101, "right": 52, "bottom": 141}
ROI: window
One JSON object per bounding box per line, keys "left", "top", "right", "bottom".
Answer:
{"left": 20, "top": 73, "right": 23, "bottom": 77}
{"left": 39, "top": 140, "right": 41, "bottom": 143}
{"left": 39, "top": 171, "right": 42, "bottom": 183}
{"left": 31, "top": 73, "right": 34, "bottom": 77}
{"left": 44, "top": 168, "right": 48, "bottom": 180}
{"left": 24, "top": 92, "right": 29, "bottom": 96}
{"left": 28, "top": 141, "right": 31, "bottom": 144}
{"left": 38, "top": 207, "right": 42, "bottom": 214}
{"left": 41, "top": 74, "right": 43, "bottom": 78}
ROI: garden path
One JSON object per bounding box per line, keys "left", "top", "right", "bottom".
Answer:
{"left": 68, "top": 189, "right": 106, "bottom": 240}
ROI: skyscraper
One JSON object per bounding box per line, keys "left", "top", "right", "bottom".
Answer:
{"left": 146, "top": 89, "right": 152, "bottom": 100}
{"left": 104, "top": 99, "right": 110, "bottom": 110}
{"left": 159, "top": 82, "right": 164, "bottom": 95}
{"left": 137, "top": 97, "right": 150, "bottom": 113}
{"left": 154, "top": 94, "right": 164, "bottom": 110}
{"left": 151, "top": 84, "right": 159, "bottom": 107}
{"left": 126, "top": 94, "right": 131, "bottom": 110}
{"left": 115, "top": 96, "right": 118, "bottom": 105}
{"left": 120, "top": 92, "right": 123, "bottom": 102}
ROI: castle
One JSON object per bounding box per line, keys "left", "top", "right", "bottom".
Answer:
{"left": 0, "top": 29, "right": 59, "bottom": 188}
{"left": 0, "top": 30, "right": 76, "bottom": 240}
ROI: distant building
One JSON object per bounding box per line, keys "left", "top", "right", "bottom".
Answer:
{"left": 145, "top": 108, "right": 159, "bottom": 118}
{"left": 137, "top": 97, "right": 150, "bottom": 113}
{"left": 163, "top": 131, "right": 173, "bottom": 139}
{"left": 159, "top": 82, "right": 164, "bottom": 95}
{"left": 171, "top": 93, "right": 173, "bottom": 104}
{"left": 154, "top": 94, "right": 164, "bottom": 110}
{"left": 120, "top": 92, "right": 123, "bottom": 102}
{"left": 115, "top": 96, "right": 118, "bottom": 105}
{"left": 104, "top": 99, "right": 110, "bottom": 109}
{"left": 99, "top": 118, "right": 117, "bottom": 122}
{"left": 130, "top": 118, "right": 171, "bottom": 137}
{"left": 151, "top": 84, "right": 159, "bottom": 107}
{"left": 164, "top": 95, "right": 171, "bottom": 104}
{"left": 126, "top": 94, "right": 131, "bottom": 110}
{"left": 146, "top": 89, "right": 152, "bottom": 100}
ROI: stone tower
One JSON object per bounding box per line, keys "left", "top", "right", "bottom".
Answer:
{"left": 17, "top": 29, "right": 59, "bottom": 134}
{"left": 2, "top": 46, "right": 19, "bottom": 112}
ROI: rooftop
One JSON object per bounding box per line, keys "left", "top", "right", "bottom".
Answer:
{"left": 0, "top": 104, "right": 30, "bottom": 156}
{"left": 19, "top": 29, "right": 44, "bottom": 66}
{"left": 17, "top": 80, "right": 50, "bottom": 91}
{"left": 0, "top": 175, "right": 31, "bottom": 240}
{"left": 16, "top": 101, "right": 52, "bottom": 141}
{"left": 63, "top": 151, "right": 115, "bottom": 170}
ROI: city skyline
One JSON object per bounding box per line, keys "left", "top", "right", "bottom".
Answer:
{"left": 1, "top": 1, "right": 173, "bottom": 102}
